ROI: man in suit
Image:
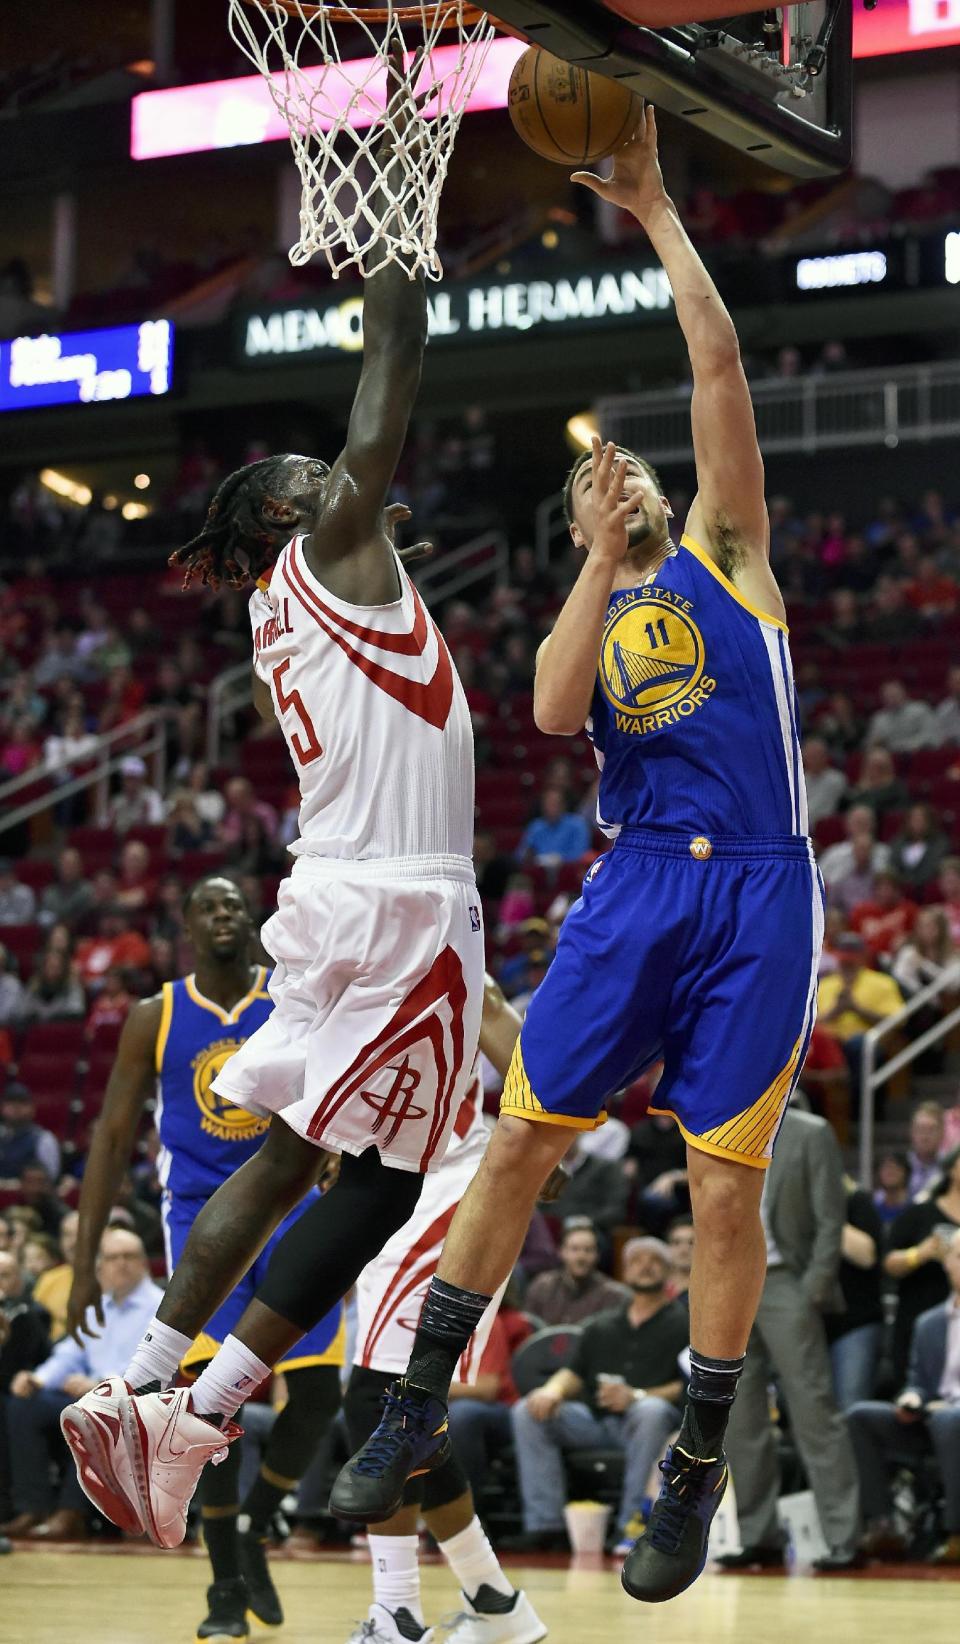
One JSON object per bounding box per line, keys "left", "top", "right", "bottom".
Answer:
{"left": 847, "top": 1228, "right": 960, "bottom": 1566}
{"left": 715, "top": 1102, "right": 862, "bottom": 1571}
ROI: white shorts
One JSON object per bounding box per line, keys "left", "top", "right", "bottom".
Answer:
{"left": 354, "top": 1123, "right": 504, "bottom": 1383}
{"left": 212, "top": 853, "right": 484, "bottom": 1174}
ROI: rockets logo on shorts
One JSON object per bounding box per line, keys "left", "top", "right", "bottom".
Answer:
{"left": 360, "top": 1055, "right": 428, "bottom": 1145}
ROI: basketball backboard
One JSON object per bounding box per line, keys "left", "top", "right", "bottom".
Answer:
{"left": 489, "top": 2, "right": 853, "bottom": 178}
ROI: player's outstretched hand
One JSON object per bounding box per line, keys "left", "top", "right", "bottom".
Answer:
{"left": 588, "top": 434, "right": 641, "bottom": 566}
{"left": 67, "top": 1265, "right": 105, "bottom": 1345}
{"left": 384, "top": 501, "right": 434, "bottom": 566}
{"left": 572, "top": 103, "right": 667, "bottom": 222}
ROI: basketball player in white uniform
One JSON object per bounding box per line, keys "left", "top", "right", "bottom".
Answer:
{"left": 346, "top": 975, "right": 548, "bottom": 1644}
{"left": 60, "top": 88, "right": 486, "bottom": 1551}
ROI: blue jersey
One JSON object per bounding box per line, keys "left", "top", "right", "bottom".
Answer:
{"left": 155, "top": 968, "right": 274, "bottom": 1200}
{"left": 588, "top": 533, "right": 808, "bottom": 839}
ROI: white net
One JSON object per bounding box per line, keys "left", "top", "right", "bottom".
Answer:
{"left": 227, "top": 1, "right": 496, "bottom": 281}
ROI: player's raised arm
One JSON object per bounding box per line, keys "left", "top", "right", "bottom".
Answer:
{"left": 573, "top": 107, "right": 767, "bottom": 562}
{"left": 308, "top": 46, "right": 428, "bottom": 574}
{"left": 67, "top": 996, "right": 162, "bottom": 1343}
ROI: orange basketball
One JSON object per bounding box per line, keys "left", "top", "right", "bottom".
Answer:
{"left": 507, "top": 46, "right": 642, "bottom": 167}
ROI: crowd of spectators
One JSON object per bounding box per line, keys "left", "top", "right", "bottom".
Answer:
{"left": 1, "top": 470, "right": 960, "bottom": 1562}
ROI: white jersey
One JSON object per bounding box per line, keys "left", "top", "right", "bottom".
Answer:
{"left": 249, "top": 536, "right": 474, "bottom": 863}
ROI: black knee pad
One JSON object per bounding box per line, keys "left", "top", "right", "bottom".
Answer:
{"left": 255, "top": 1149, "right": 424, "bottom": 1332}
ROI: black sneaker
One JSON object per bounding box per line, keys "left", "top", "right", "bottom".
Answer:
{"left": 195, "top": 1577, "right": 250, "bottom": 1642}
{"left": 238, "top": 1527, "right": 283, "bottom": 1626}
{"left": 715, "top": 1544, "right": 785, "bottom": 1571}
{"left": 621, "top": 1445, "right": 728, "bottom": 1604}
{"left": 330, "top": 1381, "right": 451, "bottom": 1524}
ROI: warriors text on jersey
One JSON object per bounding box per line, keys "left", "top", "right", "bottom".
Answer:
{"left": 249, "top": 537, "right": 474, "bottom": 862}
{"left": 587, "top": 533, "right": 807, "bottom": 839}
{"left": 154, "top": 969, "right": 274, "bottom": 1199}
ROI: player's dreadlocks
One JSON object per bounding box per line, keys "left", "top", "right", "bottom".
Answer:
{"left": 169, "top": 456, "right": 297, "bottom": 591}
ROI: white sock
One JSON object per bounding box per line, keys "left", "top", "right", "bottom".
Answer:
{"left": 124, "top": 1318, "right": 193, "bottom": 1390}
{"left": 190, "top": 1334, "right": 271, "bottom": 1419}
{"left": 439, "top": 1514, "right": 515, "bottom": 1603}
{"left": 368, "top": 1533, "right": 425, "bottom": 1626}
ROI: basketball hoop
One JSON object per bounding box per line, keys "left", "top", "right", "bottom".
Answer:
{"left": 229, "top": 0, "right": 497, "bottom": 281}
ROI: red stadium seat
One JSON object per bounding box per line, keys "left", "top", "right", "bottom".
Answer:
{"left": 0, "top": 925, "right": 43, "bottom": 975}
{"left": 19, "top": 1021, "right": 86, "bottom": 1058}
{"left": 15, "top": 860, "right": 55, "bottom": 891}
{"left": 17, "top": 1050, "right": 79, "bottom": 1097}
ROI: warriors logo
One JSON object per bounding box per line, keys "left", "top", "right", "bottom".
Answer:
{"left": 599, "top": 589, "right": 716, "bottom": 737}
{"left": 192, "top": 1039, "right": 271, "bottom": 1142}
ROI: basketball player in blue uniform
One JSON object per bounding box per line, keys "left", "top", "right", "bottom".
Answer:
{"left": 66, "top": 876, "right": 344, "bottom": 1643}
{"left": 335, "top": 105, "right": 824, "bottom": 1602}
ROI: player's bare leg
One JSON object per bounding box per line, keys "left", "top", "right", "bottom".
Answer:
{"left": 685, "top": 1147, "right": 766, "bottom": 1360}
{"left": 434, "top": 1116, "right": 573, "bottom": 1295}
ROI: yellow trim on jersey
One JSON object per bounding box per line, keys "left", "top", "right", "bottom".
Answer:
{"left": 155, "top": 982, "right": 175, "bottom": 1075}
{"left": 500, "top": 1041, "right": 607, "bottom": 1132}
{"left": 647, "top": 1106, "right": 771, "bottom": 1171}
{"left": 277, "top": 1311, "right": 346, "bottom": 1373}
{"left": 681, "top": 533, "right": 788, "bottom": 634}
{"left": 183, "top": 966, "right": 267, "bottom": 1026}
{"left": 646, "top": 1031, "right": 802, "bottom": 1170}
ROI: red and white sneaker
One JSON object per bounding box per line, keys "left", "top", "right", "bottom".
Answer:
{"left": 60, "top": 1376, "right": 144, "bottom": 1535}
{"left": 119, "top": 1386, "right": 242, "bottom": 1549}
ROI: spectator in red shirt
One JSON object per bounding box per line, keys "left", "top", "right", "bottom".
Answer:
{"left": 75, "top": 909, "right": 151, "bottom": 991}
{"left": 84, "top": 969, "right": 133, "bottom": 1043}
{"left": 0, "top": 716, "right": 41, "bottom": 778}
{"left": 446, "top": 1295, "right": 532, "bottom": 1504}
{"left": 849, "top": 871, "right": 918, "bottom": 961}
{"left": 906, "top": 556, "right": 960, "bottom": 620}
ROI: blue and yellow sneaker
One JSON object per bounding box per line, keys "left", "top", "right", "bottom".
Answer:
{"left": 620, "top": 1444, "right": 728, "bottom": 1603}
{"left": 330, "top": 1381, "right": 451, "bottom": 1524}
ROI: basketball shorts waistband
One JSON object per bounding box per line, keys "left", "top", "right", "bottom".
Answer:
{"left": 613, "top": 827, "right": 814, "bottom": 863}
{"left": 290, "top": 851, "right": 477, "bottom": 886}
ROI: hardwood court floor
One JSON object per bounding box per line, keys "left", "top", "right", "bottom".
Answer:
{"left": 3, "top": 1545, "right": 958, "bottom": 1644}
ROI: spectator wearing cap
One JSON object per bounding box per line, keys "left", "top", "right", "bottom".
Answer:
{"left": 717, "top": 1104, "right": 861, "bottom": 1572}
{"left": 3, "top": 1228, "right": 161, "bottom": 1541}
{"left": 802, "top": 737, "right": 847, "bottom": 830}
{"left": 849, "top": 871, "right": 918, "bottom": 962}
{"left": 0, "top": 945, "right": 25, "bottom": 1029}
{"left": 37, "top": 848, "right": 94, "bottom": 931}
{"left": 816, "top": 934, "right": 904, "bottom": 1084}
{"left": 524, "top": 1220, "right": 630, "bottom": 1326}
{"left": 0, "top": 861, "right": 35, "bottom": 926}
{"left": 888, "top": 803, "right": 951, "bottom": 893}
{"left": 516, "top": 786, "right": 592, "bottom": 866}
{"left": 866, "top": 682, "right": 936, "bottom": 754}
{"left": 505, "top": 1237, "right": 687, "bottom": 1556}
{"left": 104, "top": 757, "right": 163, "bottom": 834}
{"left": 0, "top": 1086, "right": 60, "bottom": 1184}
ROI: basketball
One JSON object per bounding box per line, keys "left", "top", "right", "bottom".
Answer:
{"left": 507, "top": 46, "right": 642, "bottom": 166}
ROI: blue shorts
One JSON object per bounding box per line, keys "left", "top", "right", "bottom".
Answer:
{"left": 500, "top": 828, "right": 824, "bottom": 1169}
{"left": 162, "top": 1188, "right": 345, "bottom": 1376}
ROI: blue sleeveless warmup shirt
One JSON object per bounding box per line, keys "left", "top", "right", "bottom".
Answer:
{"left": 156, "top": 968, "right": 345, "bottom": 1370}
{"left": 588, "top": 533, "right": 808, "bottom": 839}
{"left": 155, "top": 968, "right": 275, "bottom": 1199}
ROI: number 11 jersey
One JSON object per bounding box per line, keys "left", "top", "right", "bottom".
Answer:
{"left": 249, "top": 536, "right": 474, "bottom": 863}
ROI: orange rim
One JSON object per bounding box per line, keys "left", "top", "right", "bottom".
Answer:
{"left": 249, "top": 1, "right": 491, "bottom": 25}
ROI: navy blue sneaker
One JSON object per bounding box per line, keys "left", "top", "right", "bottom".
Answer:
{"left": 620, "top": 1445, "right": 728, "bottom": 1603}
{"left": 329, "top": 1381, "right": 451, "bottom": 1524}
